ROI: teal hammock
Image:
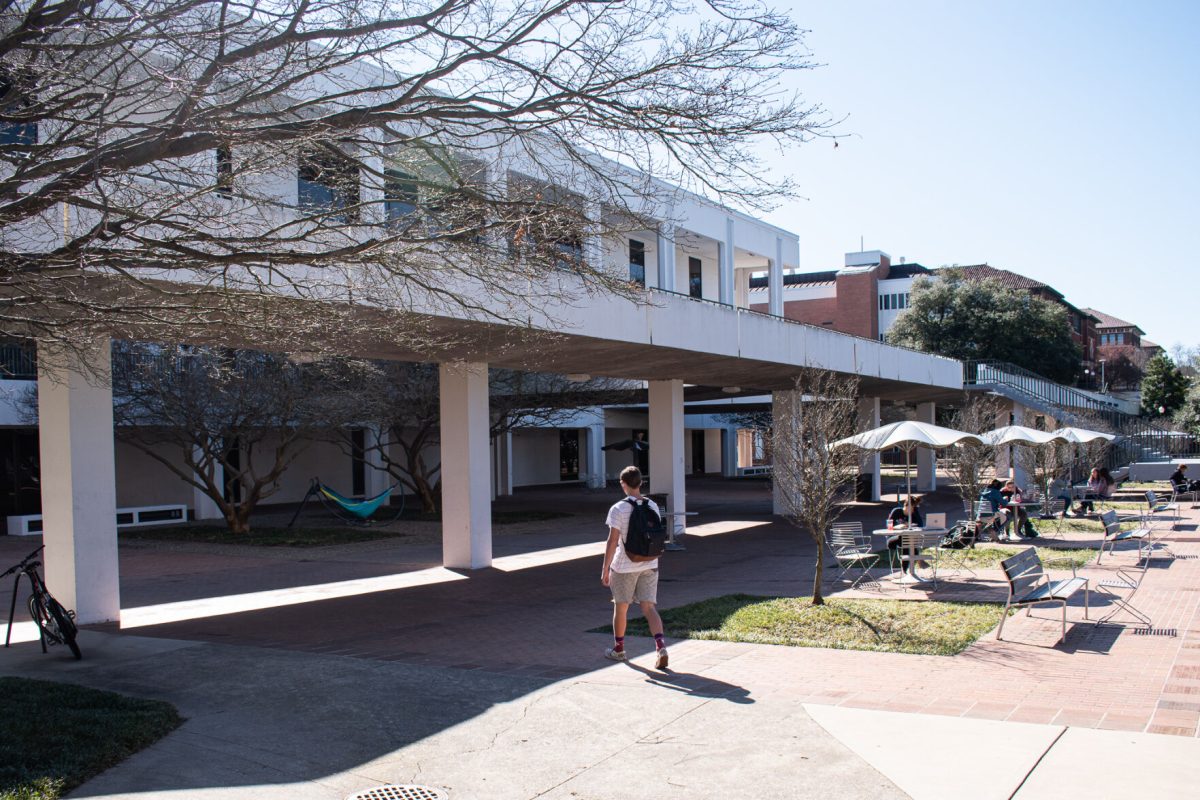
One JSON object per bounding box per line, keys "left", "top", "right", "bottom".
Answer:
{"left": 287, "top": 478, "right": 404, "bottom": 527}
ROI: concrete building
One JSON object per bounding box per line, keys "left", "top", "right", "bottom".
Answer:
{"left": 750, "top": 250, "right": 1102, "bottom": 375}
{"left": 3, "top": 62, "right": 969, "bottom": 629}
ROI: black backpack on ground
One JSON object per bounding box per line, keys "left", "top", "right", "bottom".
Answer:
{"left": 624, "top": 497, "right": 667, "bottom": 561}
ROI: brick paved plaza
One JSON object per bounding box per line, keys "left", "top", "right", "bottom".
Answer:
{"left": 6, "top": 475, "right": 1196, "bottom": 740}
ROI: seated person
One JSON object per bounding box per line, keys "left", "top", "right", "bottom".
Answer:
{"left": 1076, "top": 467, "right": 1109, "bottom": 514}
{"left": 978, "top": 479, "right": 1009, "bottom": 537}
{"left": 1048, "top": 478, "right": 1075, "bottom": 518}
{"left": 999, "top": 480, "right": 1036, "bottom": 540}
{"left": 1170, "top": 464, "right": 1200, "bottom": 494}
{"left": 886, "top": 496, "right": 926, "bottom": 572}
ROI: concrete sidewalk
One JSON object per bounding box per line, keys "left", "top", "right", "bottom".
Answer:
{"left": 1, "top": 630, "right": 1196, "bottom": 800}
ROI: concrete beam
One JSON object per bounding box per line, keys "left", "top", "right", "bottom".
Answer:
{"left": 37, "top": 340, "right": 120, "bottom": 624}
{"left": 439, "top": 361, "right": 492, "bottom": 569}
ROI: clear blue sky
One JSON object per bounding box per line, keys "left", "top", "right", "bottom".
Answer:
{"left": 760, "top": 1, "right": 1199, "bottom": 352}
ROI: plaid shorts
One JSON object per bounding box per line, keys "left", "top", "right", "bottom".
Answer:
{"left": 609, "top": 568, "right": 659, "bottom": 604}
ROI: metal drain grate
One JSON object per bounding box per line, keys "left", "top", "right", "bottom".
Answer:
{"left": 1132, "top": 627, "right": 1177, "bottom": 637}
{"left": 346, "top": 786, "right": 447, "bottom": 800}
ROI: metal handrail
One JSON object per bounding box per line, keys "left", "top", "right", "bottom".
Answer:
{"left": 0, "top": 344, "right": 37, "bottom": 380}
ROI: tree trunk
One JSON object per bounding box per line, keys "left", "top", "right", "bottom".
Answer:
{"left": 224, "top": 505, "right": 252, "bottom": 534}
{"left": 811, "top": 534, "right": 825, "bottom": 605}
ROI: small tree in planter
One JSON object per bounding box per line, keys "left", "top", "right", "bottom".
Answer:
{"left": 770, "top": 369, "right": 861, "bottom": 605}
{"left": 943, "top": 394, "right": 1004, "bottom": 513}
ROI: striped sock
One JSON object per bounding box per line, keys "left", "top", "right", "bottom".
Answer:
{"left": 613, "top": 636, "right": 625, "bottom": 652}
{"left": 654, "top": 633, "right": 665, "bottom": 651}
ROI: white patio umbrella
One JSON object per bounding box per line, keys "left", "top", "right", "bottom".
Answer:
{"left": 983, "top": 425, "right": 1071, "bottom": 510}
{"left": 1050, "top": 427, "right": 1117, "bottom": 444}
{"left": 1051, "top": 427, "right": 1118, "bottom": 488}
{"left": 981, "top": 425, "right": 1067, "bottom": 447}
{"left": 833, "top": 420, "right": 984, "bottom": 507}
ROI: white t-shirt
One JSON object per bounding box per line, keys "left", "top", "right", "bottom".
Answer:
{"left": 605, "top": 495, "right": 661, "bottom": 574}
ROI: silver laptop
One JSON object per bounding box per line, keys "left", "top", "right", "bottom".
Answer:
{"left": 924, "top": 512, "right": 947, "bottom": 530}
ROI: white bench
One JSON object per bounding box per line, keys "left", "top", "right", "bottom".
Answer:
{"left": 6, "top": 504, "right": 188, "bottom": 536}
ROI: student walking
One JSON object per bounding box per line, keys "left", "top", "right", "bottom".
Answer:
{"left": 601, "top": 466, "right": 669, "bottom": 669}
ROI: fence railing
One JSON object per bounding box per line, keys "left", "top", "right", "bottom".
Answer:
{"left": 963, "top": 360, "right": 1122, "bottom": 421}
{"left": 965, "top": 360, "right": 1199, "bottom": 467}
{"left": 0, "top": 344, "right": 37, "bottom": 380}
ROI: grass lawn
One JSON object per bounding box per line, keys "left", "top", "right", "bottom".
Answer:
{"left": 942, "top": 545, "right": 1095, "bottom": 570}
{"left": 0, "top": 678, "right": 181, "bottom": 800}
{"left": 604, "top": 594, "right": 1007, "bottom": 656}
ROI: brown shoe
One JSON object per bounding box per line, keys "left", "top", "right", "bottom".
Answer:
{"left": 654, "top": 647, "right": 669, "bottom": 670}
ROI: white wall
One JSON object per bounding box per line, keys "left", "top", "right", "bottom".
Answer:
{"left": 114, "top": 440, "right": 193, "bottom": 508}
{"left": 512, "top": 428, "right": 568, "bottom": 486}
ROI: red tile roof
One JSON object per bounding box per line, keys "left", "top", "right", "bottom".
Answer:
{"left": 1080, "top": 307, "right": 1145, "bottom": 334}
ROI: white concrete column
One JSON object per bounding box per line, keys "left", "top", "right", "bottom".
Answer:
{"left": 192, "top": 443, "right": 223, "bottom": 521}
{"left": 439, "top": 361, "right": 492, "bottom": 569}
{"left": 585, "top": 424, "right": 606, "bottom": 489}
{"left": 721, "top": 427, "right": 738, "bottom": 477}
{"left": 768, "top": 237, "right": 785, "bottom": 317}
{"left": 656, "top": 223, "right": 677, "bottom": 293}
{"left": 492, "top": 430, "right": 514, "bottom": 497}
{"left": 857, "top": 397, "right": 882, "bottom": 502}
{"left": 1009, "top": 403, "right": 1032, "bottom": 490}
{"left": 648, "top": 380, "right": 685, "bottom": 532}
{"left": 37, "top": 340, "right": 120, "bottom": 624}
{"left": 718, "top": 217, "right": 735, "bottom": 305}
{"left": 916, "top": 402, "right": 937, "bottom": 492}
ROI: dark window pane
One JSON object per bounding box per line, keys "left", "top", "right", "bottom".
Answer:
{"left": 298, "top": 146, "right": 360, "bottom": 222}
{"left": 384, "top": 168, "right": 419, "bottom": 225}
{"left": 688, "top": 256, "right": 702, "bottom": 298}
{"left": 629, "top": 239, "right": 646, "bottom": 285}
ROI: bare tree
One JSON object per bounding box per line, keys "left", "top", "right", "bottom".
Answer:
{"left": 769, "top": 369, "right": 860, "bottom": 605}
{"left": 347, "top": 362, "right": 634, "bottom": 512}
{"left": 109, "top": 343, "right": 368, "bottom": 533}
{"left": 943, "top": 394, "right": 1004, "bottom": 512}
{"left": 1, "top": 1, "right": 828, "bottom": 358}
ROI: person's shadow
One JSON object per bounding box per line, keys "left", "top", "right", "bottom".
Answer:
{"left": 621, "top": 661, "right": 754, "bottom": 704}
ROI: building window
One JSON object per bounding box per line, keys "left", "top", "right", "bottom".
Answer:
{"left": 215, "top": 144, "right": 234, "bottom": 198}
{"left": 383, "top": 168, "right": 419, "bottom": 226}
{"left": 688, "top": 256, "right": 702, "bottom": 298}
{"left": 0, "top": 69, "right": 36, "bottom": 150}
{"left": 1116, "top": 333, "right": 1125, "bottom": 345}
{"left": 298, "top": 145, "right": 360, "bottom": 222}
{"left": 902, "top": 293, "right": 910, "bottom": 308}
{"left": 629, "top": 239, "right": 646, "bottom": 285}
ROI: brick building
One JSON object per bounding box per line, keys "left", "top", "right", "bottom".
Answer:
{"left": 750, "top": 250, "right": 1104, "bottom": 377}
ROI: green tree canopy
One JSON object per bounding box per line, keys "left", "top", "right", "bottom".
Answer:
{"left": 887, "top": 275, "right": 1082, "bottom": 383}
{"left": 1141, "top": 354, "right": 1189, "bottom": 417}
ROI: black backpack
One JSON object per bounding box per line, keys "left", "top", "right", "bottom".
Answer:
{"left": 623, "top": 497, "right": 667, "bottom": 561}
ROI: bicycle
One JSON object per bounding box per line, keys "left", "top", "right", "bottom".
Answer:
{"left": 2, "top": 546, "right": 82, "bottom": 660}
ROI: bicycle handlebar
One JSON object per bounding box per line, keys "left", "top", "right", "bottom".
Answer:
{"left": 0, "top": 546, "right": 45, "bottom": 578}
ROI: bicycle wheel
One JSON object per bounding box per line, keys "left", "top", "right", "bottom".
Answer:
{"left": 28, "top": 594, "right": 82, "bottom": 660}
